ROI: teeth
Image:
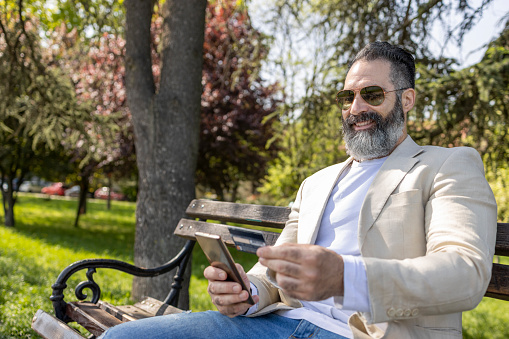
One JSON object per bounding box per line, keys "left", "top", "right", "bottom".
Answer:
{"left": 355, "top": 120, "right": 372, "bottom": 126}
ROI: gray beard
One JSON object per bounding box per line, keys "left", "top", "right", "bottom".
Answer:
{"left": 342, "top": 99, "right": 405, "bottom": 161}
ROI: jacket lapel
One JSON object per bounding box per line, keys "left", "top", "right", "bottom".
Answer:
{"left": 357, "top": 136, "right": 424, "bottom": 243}
{"left": 299, "top": 159, "right": 353, "bottom": 244}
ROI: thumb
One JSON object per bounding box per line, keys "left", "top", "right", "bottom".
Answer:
{"left": 235, "top": 263, "right": 250, "bottom": 286}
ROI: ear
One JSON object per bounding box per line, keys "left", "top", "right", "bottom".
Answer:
{"left": 401, "top": 88, "right": 415, "bottom": 113}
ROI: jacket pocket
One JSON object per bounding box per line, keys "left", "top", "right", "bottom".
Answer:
{"left": 386, "top": 189, "right": 421, "bottom": 207}
{"left": 366, "top": 189, "right": 425, "bottom": 259}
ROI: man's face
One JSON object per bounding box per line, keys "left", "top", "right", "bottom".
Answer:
{"left": 341, "top": 60, "right": 408, "bottom": 161}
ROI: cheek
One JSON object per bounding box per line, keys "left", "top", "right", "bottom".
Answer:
{"left": 375, "top": 106, "right": 392, "bottom": 120}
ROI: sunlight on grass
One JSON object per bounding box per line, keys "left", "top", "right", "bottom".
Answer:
{"left": 0, "top": 195, "right": 136, "bottom": 338}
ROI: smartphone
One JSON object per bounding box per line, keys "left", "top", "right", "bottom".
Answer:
{"left": 195, "top": 232, "right": 255, "bottom": 305}
{"left": 228, "top": 227, "right": 267, "bottom": 254}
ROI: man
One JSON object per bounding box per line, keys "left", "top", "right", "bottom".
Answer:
{"left": 102, "top": 42, "right": 496, "bottom": 338}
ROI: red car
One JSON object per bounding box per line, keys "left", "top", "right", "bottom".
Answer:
{"left": 41, "top": 182, "right": 65, "bottom": 196}
{"left": 94, "top": 187, "right": 126, "bottom": 201}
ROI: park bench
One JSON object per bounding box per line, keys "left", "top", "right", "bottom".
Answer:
{"left": 32, "top": 198, "right": 509, "bottom": 338}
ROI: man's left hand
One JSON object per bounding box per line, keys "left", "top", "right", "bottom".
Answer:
{"left": 257, "top": 243, "right": 344, "bottom": 301}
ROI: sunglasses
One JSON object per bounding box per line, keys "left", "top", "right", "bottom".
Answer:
{"left": 336, "top": 86, "right": 409, "bottom": 110}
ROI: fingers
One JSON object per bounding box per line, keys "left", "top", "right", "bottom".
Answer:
{"left": 258, "top": 257, "right": 302, "bottom": 278}
{"left": 209, "top": 285, "right": 251, "bottom": 307}
{"left": 257, "top": 244, "right": 345, "bottom": 301}
{"left": 208, "top": 282, "right": 258, "bottom": 318}
{"left": 215, "top": 294, "right": 260, "bottom": 318}
{"left": 204, "top": 264, "right": 257, "bottom": 317}
{"left": 257, "top": 243, "right": 303, "bottom": 264}
{"left": 203, "top": 265, "right": 228, "bottom": 281}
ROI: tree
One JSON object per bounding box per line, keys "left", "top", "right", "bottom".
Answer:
{"left": 48, "top": 26, "right": 136, "bottom": 225}
{"left": 411, "top": 22, "right": 509, "bottom": 156}
{"left": 125, "top": 0, "right": 206, "bottom": 307}
{"left": 0, "top": 5, "right": 89, "bottom": 227}
{"left": 197, "top": 0, "right": 279, "bottom": 201}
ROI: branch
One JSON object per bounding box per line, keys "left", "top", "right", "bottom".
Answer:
{"left": 398, "top": 0, "right": 413, "bottom": 45}
{"left": 394, "top": 0, "right": 443, "bottom": 34}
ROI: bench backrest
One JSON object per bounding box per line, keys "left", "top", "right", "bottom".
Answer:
{"left": 487, "top": 223, "right": 509, "bottom": 300}
{"left": 175, "top": 199, "right": 289, "bottom": 248}
{"left": 175, "top": 199, "right": 509, "bottom": 302}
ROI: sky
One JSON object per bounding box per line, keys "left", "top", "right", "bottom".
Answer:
{"left": 431, "top": 0, "right": 509, "bottom": 68}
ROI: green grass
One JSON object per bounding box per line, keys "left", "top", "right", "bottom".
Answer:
{"left": 0, "top": 194, "right": 256, "bottom": 338}
{"left": 0, "top": 194, "right": 508, "bottom": 338}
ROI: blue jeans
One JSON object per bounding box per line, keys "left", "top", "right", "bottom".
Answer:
{"left": 100, "top": 311, "right": 348, "bottom": 339}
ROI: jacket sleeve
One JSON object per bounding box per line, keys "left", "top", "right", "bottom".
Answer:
{"left": 363, "top": 147, "right": 497, "bottom": 324}
{"left": 245, "top": 178, "right": 305, "bottom": 313}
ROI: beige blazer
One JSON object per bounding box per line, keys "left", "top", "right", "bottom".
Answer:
{"left": 247, "top": 136, "right": 497, "bottom": 339}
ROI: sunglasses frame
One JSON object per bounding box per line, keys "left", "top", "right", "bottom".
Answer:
{"left": 335, "top": 86, "right": 409, "bottom": 110}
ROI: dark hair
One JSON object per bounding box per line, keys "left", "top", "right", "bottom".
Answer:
{"left": 350, "top": 41, "right": 415, "bottom": 89}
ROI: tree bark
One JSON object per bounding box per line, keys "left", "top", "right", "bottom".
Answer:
{"left": 74, "top": 178, "right": 89, "bottom": 228}
{"left": 1, "top": 188, "right": 15, "bottom": 227}
{"left": 1, "top": 177, "right": 15, "bottom": 227}
{"left": 125, "top": 0, "right": 206, "bottom": 309}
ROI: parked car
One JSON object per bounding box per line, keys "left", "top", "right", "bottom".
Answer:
{"left": 64, "top": 185, "right": 81, "bottom": 197}
{"left": 19, "top": 178, "right": 51, "bottom": 193}
{"left": 41, "top": 182, "right": 66, "bottom": 196}
{"left": 94, "top": 187, "right": 126, "bottom": 201}
{"left": 65, "top": 185, "right": 94, "bottom": 198}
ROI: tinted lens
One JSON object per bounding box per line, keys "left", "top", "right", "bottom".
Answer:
{"left": 336, "top": 90, "right": 355, "bottom": 109}
{"left": 360, "top": 86, "right": 385, "bottom": 106}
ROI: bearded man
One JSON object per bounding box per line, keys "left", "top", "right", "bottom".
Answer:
{"left": 102, "top": 42, "right": 497, "bottom": 339}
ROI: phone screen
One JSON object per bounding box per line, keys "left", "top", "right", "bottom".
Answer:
{"left": 195, "top": 232, "right": 255, "bottom": 305}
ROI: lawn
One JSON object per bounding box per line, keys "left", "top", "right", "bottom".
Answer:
{"left": 0, "top": 194, "right": 507, "bottom": 338}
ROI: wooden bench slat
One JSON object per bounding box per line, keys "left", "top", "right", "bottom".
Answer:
{"left": 97, "top": 300, "right": 155, "bottom": 322}
{"left": 485, "top": 263, "right": 509, "bottom": 301}
{"left": 31, "top": 309, "right": 86, "bottom": 339}
{"left": 175, "top": 218, "right": 280, "bottom": 247}
{"left": 185, "top": 199, "right": 290, "bottom": 229}
{"left": 133, "top": 297, "right": 184, "bottom": 316}
{"left": 66, "top": 302, "right": 124, "bottom": 337}
{"left": 495, "top": 223, "right": 509, "bottom": 257}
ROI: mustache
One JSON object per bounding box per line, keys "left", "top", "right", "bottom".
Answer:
{"left": 344, "top": 111, "right": 382, "bottom": 125}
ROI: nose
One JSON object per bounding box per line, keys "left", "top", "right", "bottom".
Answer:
{"left": 348, "top": 92, "right": 370, "bottom": 116}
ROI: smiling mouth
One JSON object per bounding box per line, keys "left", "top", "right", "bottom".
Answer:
{"left": 353, "top": 120, "right": 375, "bottom": 130}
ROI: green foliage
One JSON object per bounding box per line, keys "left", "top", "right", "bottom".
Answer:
{"left": 196, "top": 0, "right": 280, "bottom": 201}
{"left": 0, "top": 5, "right": 93, "bottom": 226}
{"left": 486, "top": 165, "right": 509, "bottom": 222}
{"left": 259, "top": 113, "right": 348, "bottom": 205}
{"left": 411, "top": 23, "right": 509, "bottom": 166}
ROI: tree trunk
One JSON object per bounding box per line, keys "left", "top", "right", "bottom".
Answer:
{"left": 125, "top": 0, "right": 206, "bottom": 309}
{"left": 2, "top": 193, "right": 15, "bottom": 227}
{"left": 74, "top": 178, "right": 89, "bottom": 228}
{"left": 107, "top": 175, "right": 112, "bottom": 210}
{"left": 1, "top": 179, "right": 15, "bottom": 227}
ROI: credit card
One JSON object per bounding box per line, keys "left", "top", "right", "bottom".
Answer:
{"left": 228, "top": 227, "right": 266, "bottom": 254}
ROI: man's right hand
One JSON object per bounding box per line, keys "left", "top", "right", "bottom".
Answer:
{"left": 204, "top": 263, "right": 259, "bottom": 318}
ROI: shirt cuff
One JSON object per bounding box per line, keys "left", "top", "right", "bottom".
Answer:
{"left": 334, "top": 255, "right": 371, "bottom": 313}
{"left": 243, "top": 282, "right": 259, "bottom": 316}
